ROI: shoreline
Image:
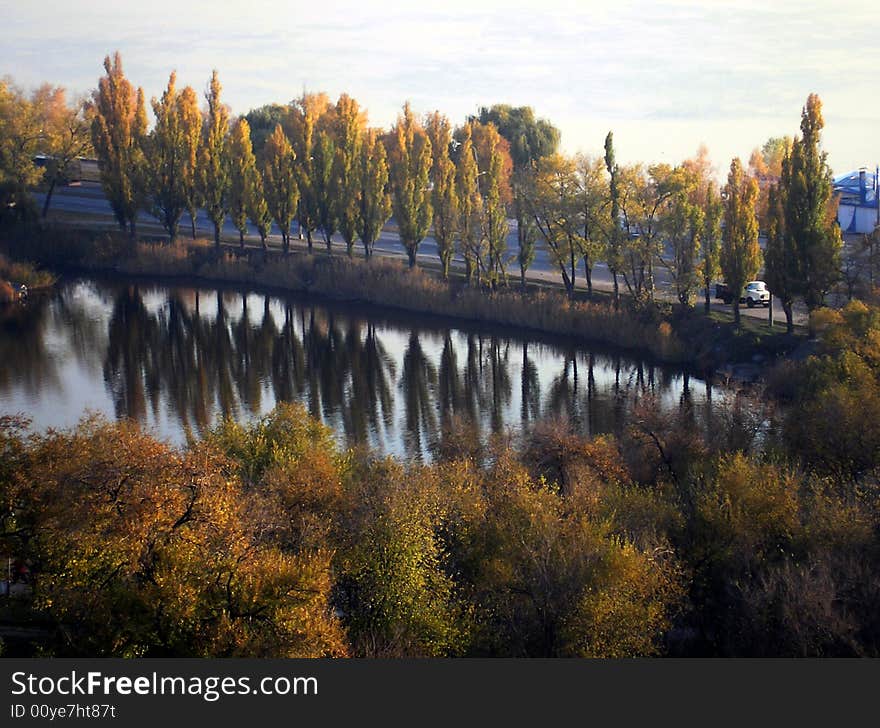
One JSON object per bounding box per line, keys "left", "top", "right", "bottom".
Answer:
{"left": 1, "top": 224, "right": 805, "bottom": 374}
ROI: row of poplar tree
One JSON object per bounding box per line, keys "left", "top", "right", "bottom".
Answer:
{"left": 88, "top": 53, "right": 841, "bottom": 327}
{"left": 90, "top": 53, "right": 521, "bottom": 286}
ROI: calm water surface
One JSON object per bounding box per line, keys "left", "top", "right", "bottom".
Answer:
{"left": 0, "top": 277, "right": 730, "bottom": 459}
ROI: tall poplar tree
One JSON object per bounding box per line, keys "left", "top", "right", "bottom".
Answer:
{"left": 146, "top": 72, "right": 191, "bottom": 243}
{"left": 785, "top": 94, "right": 842, "bottom": 312}
{"left": 313, "top": 128, "right": 337, "bottom": 252}
{"left": 764, "top": 181, "right": 798, "bottom": 331}
{"left": 178, "top": 86, "right": 202, "bottom": 240}
{"left": 357, "top": 130, "right": 392, "bottom": 259}
{"left": 662, "top": 165, "right": 703, "bottom": 307}
{"left": 247, "top": 168, "right": 273, "bottom": 250}
{"left": 426, "top": 111, "right": 458, "bottom": 278}
{"left": 700, "top": 184, "right": 723, "bottom": 313}
{"left": 334, "top": 94, "right": 365, "bottom": 257}
{"left": 200, "top": 70, "right": 230, "bottom": 248}
{"left": 262, "top": 124, "right": 298, "bottom": 253}
{"left": 91, "top": 52, "right": 147, "bottom": 237}
{"left": 604, "top": 132, "right": 622, "bottom": 308}
{"left": 456, "top": 123, "right": 483, "bottom": 284}
{"left": 478, "top": 123, "right": 512, "bottom": 289}
{"left": 721, "top": 157, "right": 762, "bottom": 327}
{"left": 290, "top": 93, "right": 332, "bottom": 253}
{"left": 389, "top": 103, "right": 432, "bottom": 268}
{"left": 228, "top": 117, "right": 259, "bottom": 247}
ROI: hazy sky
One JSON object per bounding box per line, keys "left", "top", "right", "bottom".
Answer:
{"left": 3, "top": 0, "right": 877, "bottom": 176}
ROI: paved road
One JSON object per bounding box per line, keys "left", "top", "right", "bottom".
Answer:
{"left": 37, "top": 182, "right": 806, "bottom": 326}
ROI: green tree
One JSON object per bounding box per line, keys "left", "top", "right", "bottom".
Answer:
{"left": 576, "top": 154, "right": 609, "bottom": 299}
{"left": 721, "top": 157, "right": 762, "bottom": 327}
{"left": 477, "top": 122, "right": 512, "bottom": 289}
{"left": 35, "top": 86, "right": 93, "bottom": 218}
{"left": 389, "top": 103, "right": 432, "bottom": 268}
{"left": 200, "top": 70, "right": 230, "bottom": 248}
{"left": 243, "top": 103, "right": 287, "bottom": 159}
{"left": 662, "top": 165, "right": 703, "bottom": 307}
{"left": 529, "top": 153, "right": 581, "bottom": 298}
{"left": 764, "top": 181, "right": 798, "bottom": 332}
{"left": 313, "top": 128, "right": 337, "bottom": 252}
{"left": 617, "top": 163, "right": 676, "bottom": 305}
{"left": 455, "top": 123, "right": 483, "bottom": 284}
{"left": 475, "top": 105, "right": 560, "bottom": 287}
{"left": 263, "top": 124, "right": 298, "bottom": 253}
{"left": 91, "top": 52, "right": 148, "bottom": 237}
{"left": 145, "top": 72, "right": 191, "bottom": 244}
{"left": 700, "top": 183, "right": 723, "bottom": 313}
{"left": 426, "top": 111, "right": 458, "bottom": 278}
{"left": 228, "top": 117, "right": 259, "bottom": 247}
{"left": 358, "top": 129, "right": 392, "bottom": 259}
{"left": 0, "top": 79, "right": 44, "bottom": 193}
{"left": 177, "top": 85, "right": 202, "bottom": 239}
{"left": 334, "top": 94, "right": 365, "bottom": 257}
{"left": 247, "top": 167, "right": 273, "bottom": 249}
{"left": 289, "top": 93, "right": 333, "bottom": 253}
{"left": 336, "top": 459, "right": 467, "bottom": 656}
{"left": 604, "top": 132, "right": 623, "bottom": 308}
{"left": 784, "top": 94, "right": 842, "bottom": 312}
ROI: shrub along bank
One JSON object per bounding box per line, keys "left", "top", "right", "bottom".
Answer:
{"left": 1, "top": 225, "right": 802, "bottom": 369}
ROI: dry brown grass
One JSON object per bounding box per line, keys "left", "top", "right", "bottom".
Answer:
{"left": 1, "top": 229, "right": 689, "bottom": 362}
{"left": 0, "top": 254, "right": 57, "bottom": 289}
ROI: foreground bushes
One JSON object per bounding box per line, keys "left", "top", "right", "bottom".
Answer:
{"left": 3, "top": 389, "right": 879, "bottom": 657}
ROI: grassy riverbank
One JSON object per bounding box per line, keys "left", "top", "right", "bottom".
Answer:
{"left": 0, "top": 223, "right": 803, "bottom": 369}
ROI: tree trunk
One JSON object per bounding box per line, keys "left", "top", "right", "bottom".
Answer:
{"left": 214, "top": 224, "right": 221, "bottom": 248}
{"left": 239, "top": 230, "right": 245, "bottom": 249}
{"left": 612, "top": 271, "right": 619, "bottom": 309}
{"left": 41, "top": 178, "right": 56, "bottom": 218}
{"left": 561, "top": 268, "right": 574, "bottom": 300}
{"left": 306, "top": 229, "right": 313, "bottom": 254}
{"left": 583, "top": 256, "right": 592, "bottom": 299}
{"left": 520, "top": 264, "right": 527, "bottom": 292}
{"left": 783, "top": 301, "right": 794, "bottom": 334}
{"left": 407, "top": 245, "right": 417, "bottom": 268}
{"left": 733, "top": 300, "right": 741, "bottom": 328}
{"left": 190, "top": 214, "right": 197, "bottom": 239}
{"left": 704, "top": 284, "right": 711, "bottom": 313}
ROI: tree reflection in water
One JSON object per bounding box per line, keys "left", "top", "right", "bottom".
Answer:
{"left": 0, "top": 278, "right": 726, "bottom": 458}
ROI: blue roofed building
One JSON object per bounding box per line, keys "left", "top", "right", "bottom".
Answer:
{"left": 835, "top": 168, "right": 879, "bottom": 235}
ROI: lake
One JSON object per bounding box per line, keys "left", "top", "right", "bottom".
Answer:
{"left": 0, "top": 277, "right": 729, "bottom": 459}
